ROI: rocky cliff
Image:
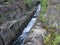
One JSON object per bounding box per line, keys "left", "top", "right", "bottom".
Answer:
{"left": 0, "top": 0, "right": 39, "bottom": 45}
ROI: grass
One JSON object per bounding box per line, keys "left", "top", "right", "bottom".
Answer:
{"left": 40, "top": 0, "right": 48, "bottom": 13}
{"left": 39, "top": 0, "right": 48, "bottom": 23}
{"left": 24, "top": 0, "right": 33, "bottom": 8}
{"left": 40, "top": 0, "right": 60, "bottom": 45}
{"left": 39, "top": 0, "right": 60, "bottom": 45}
{"left": 24, "top": 0, "right": 32, "bottom": 4}
{"left": 53, "top": 35, "right": 60, "bottom": 45}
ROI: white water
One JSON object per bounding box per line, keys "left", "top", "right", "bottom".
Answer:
{"left": 13, "top": 4, "right": 41, "bottom": 45}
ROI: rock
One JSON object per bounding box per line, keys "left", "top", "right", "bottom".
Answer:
{"left": 0, "top": 7, "right": 36, "bottom": 45}
{"left": 0, "top": 35, "right": 4, "bottom": 45}
{"left": 7, "top": 8, "right": 23, "bottom": 20}
{"left": 0, "top": 5, "right": 12, "bottom": 14}
{"left": 23, "top": 28, "right": 47, "bottom": 45}
{"left": 0, "top": 0, "right": 40, "bottom": 45}
{"left": 0, "top": 0, "right": 27, "bottom": 24}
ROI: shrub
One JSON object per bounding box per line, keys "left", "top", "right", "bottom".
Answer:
{"left": 24, "top": 0, "right": 33, "bottom": 8}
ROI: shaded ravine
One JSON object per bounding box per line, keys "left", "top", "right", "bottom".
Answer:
{"left": 13, "top": 4, "right": 41, "bottom": 45}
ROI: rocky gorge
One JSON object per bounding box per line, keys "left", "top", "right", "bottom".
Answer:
{"left": 0, "top": 0, "right": 41, "bottom": 45}
{"left": 0, "top": 0, "right": 60, "bottom": 45}
{"left": 23, "top": 0, "right": 60, "bottom": 45}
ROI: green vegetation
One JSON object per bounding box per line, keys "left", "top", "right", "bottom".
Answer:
{"left": 40, "top": 0, "right": 48, "bottom": 23}
{"left": 24, "top": 0, "right": 32, "bottom": 5}
{"left": 24, "top": 0, "right": 33, "bottom": 8}
{"left": 53, "top": 35, "right": 60, "bottom": 45}
{"left": 40, "top": 0, "right": 48, "bottom": 13}
{"left": 40, "top": 14, "right": 47, "bottom": 23}
{"left": 40, "top": 0, "right": 60, "bottom": 45}
{"left": 44, "top": 32, "right": 60, "bottom": 45}
{"left": 57, "top": 4, "right": 60, "bottom": 10}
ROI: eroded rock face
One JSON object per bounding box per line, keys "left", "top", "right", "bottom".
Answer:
{"left": 0, "top": 0, "right": 26, "bottom": 24}
{"left": 0, "top": 0, "right": 40, "bottom": 45}
{"left": 24, "top": 29, "right": 46, "bottom": 45}
{"left": 0, "top": 0, "right": 27, "bottom": 45}
{"left": 0, "top": 11, "right": 35, "bottom": 45}
{"left": 0, "top": 4, "right": 37, "bottom": 45}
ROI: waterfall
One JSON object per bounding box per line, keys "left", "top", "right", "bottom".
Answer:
{"left": 13, "top": 4, "right": 41, "bottom": 45}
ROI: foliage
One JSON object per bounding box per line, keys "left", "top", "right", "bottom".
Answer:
{"left": 39, "top": 0, "right": 60, "bottom": 45}
{"left": 24, "top": 0, "right": 32, "bottom": 4}
{"left": 24, "top": 0, "right": 33, "bottom": 8}
{"left": 44, "top": 34, "right": 54, "bottom": 45}
{"left": 40, "top": 0, "right": 48, "bottom": 13}
{"left": 44, "top": 33, "right": 60, "bottom": 45}
{"left": 53, "top": 34, "right": 60, "bottom": 45}
{"left": 40, "top": 14, "right": 47, "bottom": 23}
{"left": 40, "top": 0, "right": 48, "bottom": 23}
{"left": 44, "top": 32, "right": 55, "bottom": 45}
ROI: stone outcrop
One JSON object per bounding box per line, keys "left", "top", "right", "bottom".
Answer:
{"left": 23, "top": 17, "right": 47, "bottom": 45}
{"left": 0, "top": 8, "right": 36, "bottom": 45}
{"left": 0, "top": 0, "right": 26, "bottom": 24}
{"left": 0, "top": 0, "right": 38, "bottom": 45}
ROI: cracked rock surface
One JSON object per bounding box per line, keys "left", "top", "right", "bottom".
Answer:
{"left": 23, "top": 18, "right": 47, "bottom": 45}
